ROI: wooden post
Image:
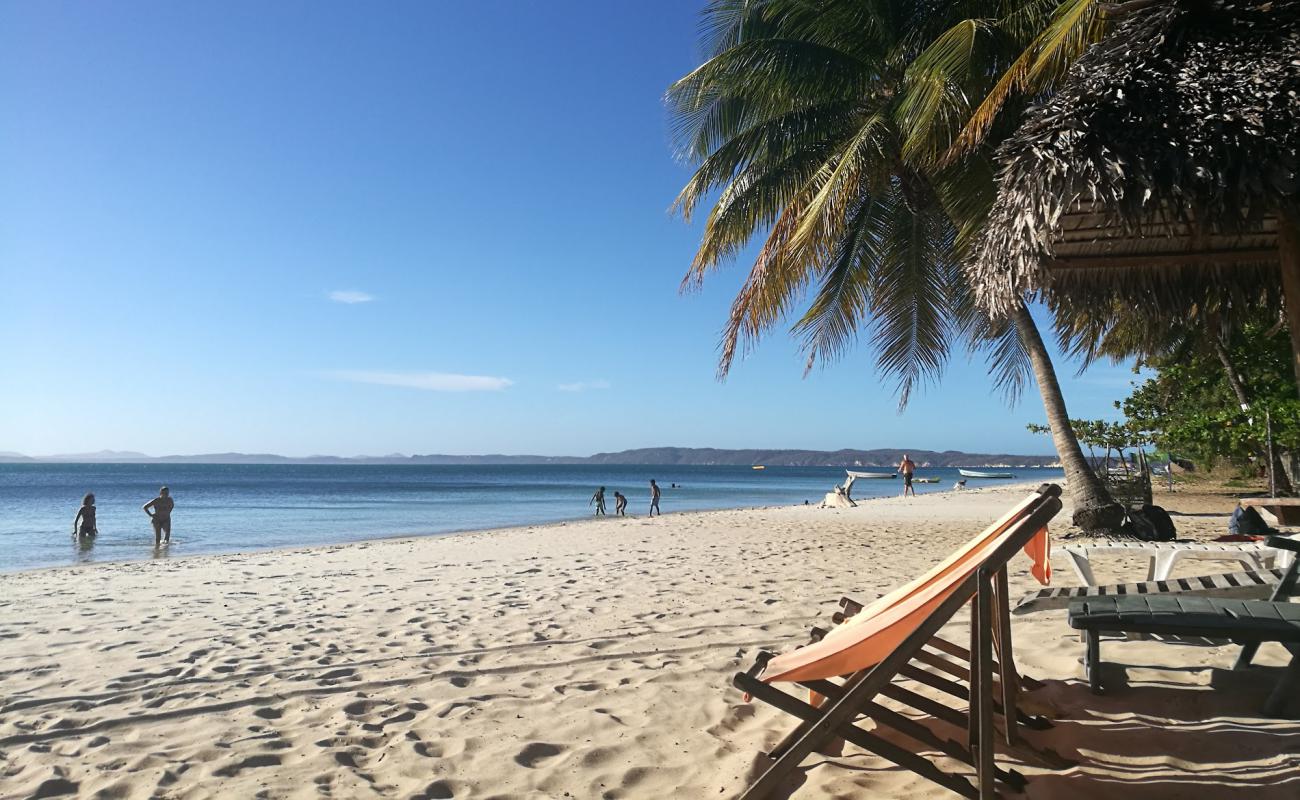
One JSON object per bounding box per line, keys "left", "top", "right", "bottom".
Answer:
{"left": 968, "top": 593, "right": 981, "bottom": 751}
{"left": 994, "top": 568, "right": 1020, "bottom": 746}
{"left": 1279, "top": 205, "right": 1300, "bottom": 398}
{"left": 975, "top": 578, "right": 997, "bottom": 799}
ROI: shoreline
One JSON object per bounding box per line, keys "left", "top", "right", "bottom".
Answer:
{"left": 5, "top": 480, "right": 1287, "bottom": 798}
{"left": 0, "top": 478, "right": 1044, "bottom": 578}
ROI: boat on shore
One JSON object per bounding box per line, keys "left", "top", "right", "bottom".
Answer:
{"left": 846, "top": 470, "right": 896, "bottom": 479}
{"left": 958, "top": 469, "right": 1016, "bottom": 479}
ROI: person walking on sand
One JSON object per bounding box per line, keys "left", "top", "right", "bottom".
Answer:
{"left": 590, "top": 486, "right": 607, "bottom": 516}
{"left": 649, "top": 479, "right": 661, "bottom": 517}
{"left": 72, "top": 493, "right": 98, "bottom": 537}
{"left": 614, "top": 491, "right": 627, "bottom": 516}
{"left": 143, "top": 486, "right": 175, "bottom": 545}
{"left": 898, "top": 454, "right": 916, "bottom": 497}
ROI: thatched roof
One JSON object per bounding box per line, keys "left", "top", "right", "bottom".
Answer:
{"left": 968, "top": 0, "right": 1300, "bottom": 317}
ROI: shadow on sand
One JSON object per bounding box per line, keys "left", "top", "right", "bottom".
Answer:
{"left": 1024, "top": 667, "right": 1300, "bottom": 799}
{"left": 734, "top": 664, "right": 1300, "bottom": 799}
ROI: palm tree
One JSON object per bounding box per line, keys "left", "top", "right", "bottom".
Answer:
{"left": 667, "top": 0, "right": 1122, "bottom": 528}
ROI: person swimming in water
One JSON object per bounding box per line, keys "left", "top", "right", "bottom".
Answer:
{"left": 72, "top": 493, "right": 98, "bottom": 537}
{"left": 143, "top": 486, "right": 175, "bottom": 545}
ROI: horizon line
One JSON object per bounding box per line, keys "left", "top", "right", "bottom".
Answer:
{"left": 1, "top": 445, "right": 1065, "bottom": 463}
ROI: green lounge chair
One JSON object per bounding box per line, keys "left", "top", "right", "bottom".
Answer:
{"left": 1067, "top": 536, "right": 1300, "bottom": 716}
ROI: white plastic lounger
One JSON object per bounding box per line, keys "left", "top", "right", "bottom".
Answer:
{"left": 1014, "top": 566, "right": 1286, "bottom": 615}
{"left": 1053, "top": 541, "right": 1285, "bottom": 587}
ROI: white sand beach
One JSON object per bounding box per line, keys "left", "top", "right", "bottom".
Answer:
{"left": 2, "top": 482, "right": 1298, "bottom": 799}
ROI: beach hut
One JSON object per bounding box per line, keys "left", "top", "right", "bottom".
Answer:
{"left": 967, "top": 0, "right": 1300, "bottom": 396}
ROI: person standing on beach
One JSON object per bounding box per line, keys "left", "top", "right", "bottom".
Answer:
{"left": 898, "top": 455, "right": 916, "bottom": 497}
{"left": 590, "top": 486, "right": 607, "bottom": 516}
{"left": 614, "top": 491, "right": 627, "bottom": 516}
{"left": 649, "top": 479, "right": 661, "bottom": 517}
{"left": 72, "top": 493, "right": 98, "bottom": 537}
{"left": 143, "top": 486, "right": 175, "bottom": 545}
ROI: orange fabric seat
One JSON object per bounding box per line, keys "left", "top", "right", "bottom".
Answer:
{"left": 763, "top": 494, "right": 1052, "bottom": 684}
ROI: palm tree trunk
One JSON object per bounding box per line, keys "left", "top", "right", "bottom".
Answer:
{"left": 1210, "top": 331, "right": 1252, "bottom": 409}
{"left": 1211, "top": 331, "right": 1295, "bottom": 494}
{"left": 1011, "top": 299, "right": 1124, "bottom": 530}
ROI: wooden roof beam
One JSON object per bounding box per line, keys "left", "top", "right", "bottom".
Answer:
{"left": 1047, "top": 248, "right": 1280, "bottom": 270}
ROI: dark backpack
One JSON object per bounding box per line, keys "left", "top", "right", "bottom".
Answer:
{"left": 1124, "top": 504, "right": 1176, "bottom": 542}
{"left": 1229, "top": 505, "right": 1275, "bottom": 537}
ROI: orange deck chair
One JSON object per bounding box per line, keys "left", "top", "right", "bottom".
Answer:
{"left": 732, "top": 484, "right": 1065, "bottom": 800}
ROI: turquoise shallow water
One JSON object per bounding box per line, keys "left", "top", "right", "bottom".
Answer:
{"left": 0, "top": 463, "right": 1063, "bottom": 572}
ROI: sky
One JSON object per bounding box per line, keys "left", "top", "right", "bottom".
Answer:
{"left": 0, "top": 1, "right": 1139, "bottom": 459}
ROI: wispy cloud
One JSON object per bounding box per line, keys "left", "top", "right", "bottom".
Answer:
{"left": 329, "top": 290, "right": 375, "bottom": 304}
{"left": 330, "top": 370, "right": 513, "bottom": 392}
{"left": 557, "top": 379, "right": 611, "bottom": 392}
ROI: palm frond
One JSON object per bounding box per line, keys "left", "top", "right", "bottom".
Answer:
{"left": 944, "top": 0, "right": 1109, "bottom": 164}
{"left": 898, "top": 18, "right": 989, "bottom": 163}
{"left": 682, "top": 143, "right": 838, "bottom": 287}
{"left": 868, "top": 190, "right": 958, "bottom": 408}
{"left": 666, "top": 38, "right": 871, "bottom": 162}
{"left": 697, "top": 0, "right": 778, "bottom": 55}
{"left": 793, "top": 193, "right": 889, "bottom": 371}
{"left": 952, "top": 279, "right": 1033, "bottom": 404}
{"left": 788, "top": 112, "right": 892, "bottom": 254}
{"left": 672, "top": 100, "right": 860, "bottom": 220}
{"left": 716, "top": 197, "right": 814, "bottom": 377}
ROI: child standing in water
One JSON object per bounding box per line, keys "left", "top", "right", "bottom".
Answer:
{"left": 72, "top": 493, "right": 98, "bottom": 537}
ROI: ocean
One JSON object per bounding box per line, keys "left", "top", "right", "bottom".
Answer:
{"left": 0, "top": 463, "right": 1063, "bottom": 572}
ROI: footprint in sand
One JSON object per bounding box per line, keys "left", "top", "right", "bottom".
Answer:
{"left": 332, "top": 751, "right": 360, "bottom": 768}
{"left": 342, "top": 698, "right": 384, "bottom": 717}
{"left": 361, "top": 709, "right": 415, "bottom": 732}
{"left": 28, "top": 777, "right": 79, "bottom": 798}
{"left": 413, "top": 740, "right": 443, "bottom": 758}
{"left": 413, "top": 779, "right": 456, "bottom": 799}
{"left": 317, "top": 667, "right": 356, "bottom": 683}
{"left": 212, "top": 754, "right": 281, "bottom": 777}
{"left": 513, "top": 742, "right": 565, "bottom": 768}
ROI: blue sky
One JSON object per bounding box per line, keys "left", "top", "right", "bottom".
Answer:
{"left": 0, "top": 1, "right": 1137, "bottom": 458}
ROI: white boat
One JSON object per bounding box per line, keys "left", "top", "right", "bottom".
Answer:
{"left": 958, "top": 469, "right": 1015, "bottom": 479}
{"left": 846, "top": 470, "right": 896, "bottom": 479}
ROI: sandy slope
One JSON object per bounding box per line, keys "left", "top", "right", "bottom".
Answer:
{"left": 1, "top": 482, "right": 1297, "bottom": 799}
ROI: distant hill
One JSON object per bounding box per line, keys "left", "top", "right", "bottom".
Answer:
{"left": 580, "top": 447, "right": 1058, "bottom": 468}
{"left": 40, "top": 449, "right": 152, "bottom": 461}
{"left": 0, "top": 447, "right": 1059, "bottom": 468}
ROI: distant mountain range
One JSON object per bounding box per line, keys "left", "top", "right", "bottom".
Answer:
{"left": 0, "top": 447, "right": 1060, "bottom": 468}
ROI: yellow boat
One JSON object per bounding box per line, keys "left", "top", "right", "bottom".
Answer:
{"left": 752, "top": 465, "right": 766, "bottom": 470}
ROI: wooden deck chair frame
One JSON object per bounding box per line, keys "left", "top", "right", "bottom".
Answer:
{"left": 1235, "top": 536, "right": 1300, "bottom": 671}
{"left": 733, "top": 484, "right": 1064, "bottom": 800}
